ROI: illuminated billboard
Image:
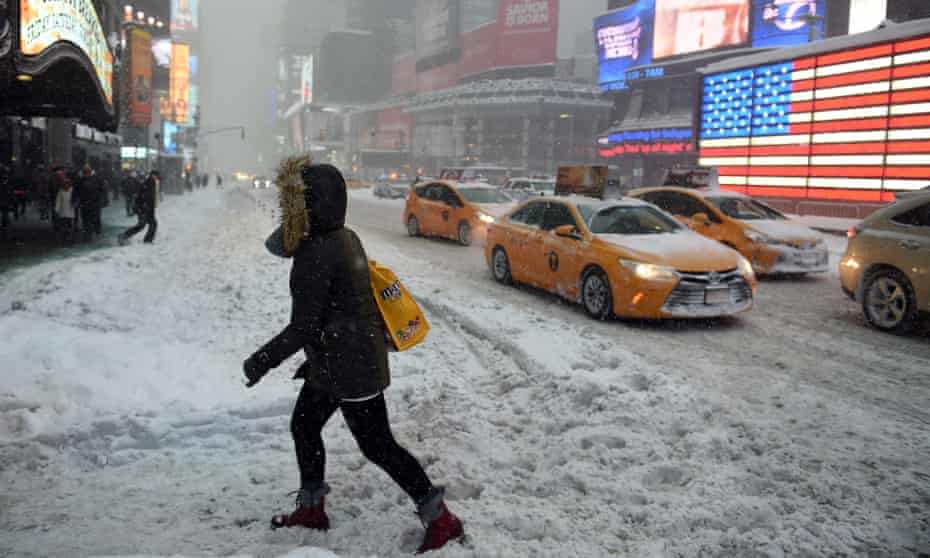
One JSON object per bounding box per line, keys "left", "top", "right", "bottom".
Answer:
{"left": 19, "top": 0, "right": 114, "bottom": 105}
{"left": 128, "top": 28, "right": 153, "bottom": 127}
{"left": 699, "top": 34, "right": 930, "bottom": 202}
{"left": 171, "top": 0, "right": 199, "bottom": 33}
{"left": 168, "top": 43, "right": 190, "bottom": 123}
{"left": 594, "top": 1, "right": 655, "bottom": 90}
{"left": 301, "top": 56, "right": 314, "bottom": 104}
{"left": 751, "top": 0, "right": 825, "bottom": 48}
{"left": 652, "top": 0, "right": 749, "bottom": 59}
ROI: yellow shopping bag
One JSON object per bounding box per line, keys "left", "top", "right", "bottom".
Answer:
{"left": 369, "top": 260, "right": 430, "bottom": 351}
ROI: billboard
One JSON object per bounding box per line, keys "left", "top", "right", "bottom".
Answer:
{"left": 595, "top": 1, "right": 655, "bottom": 89}
{"left": 128, "top": 28, "right": 153, "bottom": 127}
{"left": 416, "top": 0, "right": 461, "bottom": 71}
{"left": 391, "top": 53, "right": 417, "bottom": 96}
{"left": 699, "top": 34, "right": 930, "bottom": 202}
{"left": 153, "top": 39, "right": 172, "bottom": 67}
{"left": 168, "top": 43, "right": 190, "bottom": 123}
{"left": 496, "top": 0, "right": 559, "bottom": 69}
{"left": 751, "top": 0, "right": 825, "bottom": 48}
{"left": 171, "top": 0, "right": 199, "bottom": 33}
{"left": 652, "top": 0, "right": 749, "bottom": 59}
{"left": 19, "top": 0, "right": 114, "bottom": 105}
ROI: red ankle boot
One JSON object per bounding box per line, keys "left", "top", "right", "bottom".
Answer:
{"left": 416, "top": 489, "right": 464, "bottom": 554}
{"left": 271, "top": 486, "right": 330, "bottom": 530}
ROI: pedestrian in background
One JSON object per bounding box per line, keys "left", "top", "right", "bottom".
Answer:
{"left": 0, "top": 165, "right": 12, "bottom": 240}
{"left": 119, "top": 170, "right": 159, "bottom": 245}
{"left": 53, "top": 172, "right": 76, "bottom": 242}
{"left": 121, "top": 170, "right": 140, "bottom": 217}
{"left": 77, "top": 164, "right": 105, "bottom": 242}
{"left": 33, "top": 164, "right": 51, "bottom": 220}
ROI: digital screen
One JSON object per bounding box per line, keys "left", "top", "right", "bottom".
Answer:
{"left": 652, "top": 0, "right": 750, "bottom": 59}
{"left": 19, "top": 0, "right": 114, "bottom": 105}
{"left": 171, "top": 0, "right": 199, "bottom": 33}
{"left": 751, "top": 0, "right": 825, "bottom": 48}
{"left": 594, "top": 1, "right": 655, "bottom": 89}
{"left": 153, "top": 39, "right": 172, "bottom": 68}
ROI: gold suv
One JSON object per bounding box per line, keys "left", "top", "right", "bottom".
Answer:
{"left": 841, "top": 192, "right": 930, "bottom": 333}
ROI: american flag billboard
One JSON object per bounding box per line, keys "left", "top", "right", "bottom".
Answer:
{"left": 699, "top": 34, "right": 930, "bottom": 203}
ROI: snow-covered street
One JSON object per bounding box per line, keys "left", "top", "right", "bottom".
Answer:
{"left": 1, "top": 187, "right": 928, "bottom": 558}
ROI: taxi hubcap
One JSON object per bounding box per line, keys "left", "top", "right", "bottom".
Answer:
{"left": 584, "top": 275, "right": 608, "bottom": 313}
{"left": 493, "top": 251, "right": 509, "bottom": 279}
{"left": 459, "top": 224, "right": 470, "bottom": 244}
{"left": 866, "top": 277, "right": 907, "bottom": 328}
{"left": 408, "top": 217, "right": 418, "bottom": 235}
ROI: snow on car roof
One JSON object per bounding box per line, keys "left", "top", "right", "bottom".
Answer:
{"left": 443, "top": 180, "right": 499, "bottom": 190}
{"left": 558, "top": 195, "right": 651, "bottom": 209}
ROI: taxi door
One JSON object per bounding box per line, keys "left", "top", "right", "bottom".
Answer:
{"left": 646, "top": 191, "right": 730, "bottom": 244}
{"left": 538, "top": 202, "right": 588, "bottom": 299}
{"left": 419, "top": 183, "right": 448, "bottom": 236}
{"left": 436, "top": 185, "right": 468, "bottom": 239}
{"left": 502, "top": 200, "right": 547, "bottom": 285}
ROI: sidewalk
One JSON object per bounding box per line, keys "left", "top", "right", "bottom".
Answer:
{"left": 0, "top": 200, "right": 138, "bottom": 275}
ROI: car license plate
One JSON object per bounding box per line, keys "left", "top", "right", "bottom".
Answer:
{"left": 705, "top": 287, "right": 730, "bottom": 305}
{"left": 799, "top": 252, "right": 820, "bottom": 267}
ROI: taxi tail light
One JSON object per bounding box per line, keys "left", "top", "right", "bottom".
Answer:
{"left": 847, "top": 226, "right": 860, "bottom": 239}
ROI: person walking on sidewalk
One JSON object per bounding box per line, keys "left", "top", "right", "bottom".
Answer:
{"left": 121, "top": 170, "right": 140, "bottom": 217}
{"left": 76, "top": 164, "right": 106, "bottom": 241}
{"left": 242, "top": 161, "right": 465, "bottom": 554}
{"left": 53, "top": 172, "right": 76, "bottom": 242}
{"left": 119, "top": 170, "right": 159, "bottom": 245}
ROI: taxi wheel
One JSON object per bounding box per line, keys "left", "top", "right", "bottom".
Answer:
{"left": 492, "top": 247, "right": 512, "bottom": 285}
{"left": 862, "top": 268, "right": 917, "bottom": 333}
{"left": 407, "top": 215, "right": 420, "bottom": 237}
{"left": 457, "top": 222, "right": 472, "bottom": 246}
{"left": 582, "top": 268, "right": 613, "bottom": 320}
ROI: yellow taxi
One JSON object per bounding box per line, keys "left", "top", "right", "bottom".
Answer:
{"left": 628, "top": 187, "right": 828, "bottom": 275}
{"left": 484, "top": 196, "right": 757, "bottom": 320}
{"left": 404, "top": 180, "right": 514, "bottom": 246}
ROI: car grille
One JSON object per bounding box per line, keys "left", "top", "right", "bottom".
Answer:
{"left": 663, "top": 269, "right": 752, "bottom": 308}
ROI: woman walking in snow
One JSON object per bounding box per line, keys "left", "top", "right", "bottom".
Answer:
{"left": 242, "top": 159, "right": 464, "bottom": 554}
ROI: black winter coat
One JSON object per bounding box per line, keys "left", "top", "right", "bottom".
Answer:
{"left": 134, "top": 178, "right": 158, "bottom": 217}
{"left": 77, "top": 174, "right": 105, "bottom": 210}
{"left": 255, "top": 164, "right": 390, "bottom": 399}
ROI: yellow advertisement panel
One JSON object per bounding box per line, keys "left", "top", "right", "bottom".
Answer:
{"left": 168, "top": 43, "right": 190, "bottom": 123}
{"left": 128, "top": 28, "right": 153, "bottom": 127}
{"left": 19, "top": 0, "right": 114, "bottom": 105}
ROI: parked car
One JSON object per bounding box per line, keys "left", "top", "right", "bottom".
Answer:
{"left": 404, "top": 180, "right": 515, "bottom": 246}
{"left": 373, "top": 181, "right": 410, "bottom": 199}
{"left": 485, "top": 196, "right": 756, "bottom": 320}
{"left": 841, "top": 191, "right": 930, "bottom": 333}
{"left": 503, "top": 177, "right": 557, "bottom": 200}
{"left": 628, "top": 187, "right": 828, "bottom": 275}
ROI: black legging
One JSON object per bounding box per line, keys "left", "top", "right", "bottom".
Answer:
{"left": 291, "top": 384, "right": 434, "bottom": 504}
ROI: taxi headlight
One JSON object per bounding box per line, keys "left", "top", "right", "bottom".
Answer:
{"left": 738, "top": 256, "right": 755, "bottom": 279}
{"left": 620, "top": 259, "right": 679, "bottom": 282}
{"left": 477, "top": 212, "right": 495, "bottom": 224}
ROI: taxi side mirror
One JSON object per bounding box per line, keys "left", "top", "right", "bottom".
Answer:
{"left": 692, "top": 213, "right": 712, "bottom": 227}
{"left": 554, "top": 224, "right": 582, "bottom": 240}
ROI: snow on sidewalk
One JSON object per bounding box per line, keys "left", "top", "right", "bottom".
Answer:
{"left": 0, "top": 187, "right": 927, "bottom": 558}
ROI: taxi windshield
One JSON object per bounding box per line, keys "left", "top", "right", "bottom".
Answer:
{"left": 530, "top": 181, "right": 556, "bottom": 193}
{"left": 706, "top": 197, "right": 786, "bottom": 221}
{"left": 587, "top": 206, "right": 683, "bottom": 235}
{"left": 458, "top": 188, "right": 512, "bottom": 204}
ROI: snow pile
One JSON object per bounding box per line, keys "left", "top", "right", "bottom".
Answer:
{"left": 1, "top": 187, "right": 927, "bottom": 558}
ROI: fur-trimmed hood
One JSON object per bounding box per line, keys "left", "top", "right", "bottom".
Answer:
{"left": 266, "top": 157, "right": 347, "bottom": 258}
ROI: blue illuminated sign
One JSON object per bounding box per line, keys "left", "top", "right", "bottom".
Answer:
{"left": 751, "top": 0, "right": 825, "bottom": 48}
{"left": 594, "top": 1, "right": 655, "bottom": 90}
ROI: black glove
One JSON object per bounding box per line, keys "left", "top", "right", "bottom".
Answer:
{"left": 243, "top": 351, "right": 273, "bottom": 388}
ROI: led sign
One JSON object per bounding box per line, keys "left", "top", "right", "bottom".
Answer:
{"left": 594, "top": 1, "right": 655, "bottom": 90}
{"left": 752, "top": 0, "right": 825, "bottom": 47}
{"left": 599, "top": 127, "right": 694, "bottom": 157}
{"left": 19, "top": 0, "right": 114, "bottom": 105}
